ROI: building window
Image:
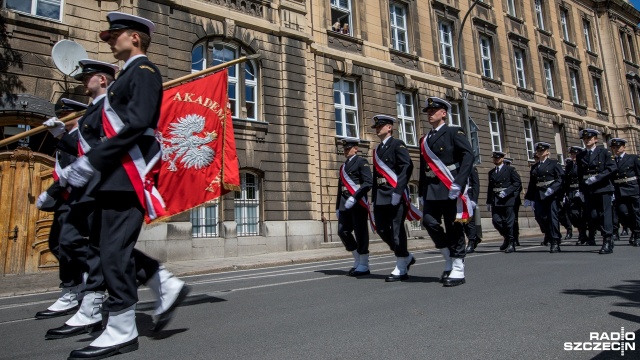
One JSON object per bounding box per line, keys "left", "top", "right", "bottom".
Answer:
{"left": 514, "top": 48, "right": 526, "bottom": 88}
{"left": 507, "top": 0, "right": 516, "bottom": 17}
{"left": 334, "top": 78, "right": 359, "bottom": 138}
{"left": 480, "top": 36, "right": 494, "bottom": 78}
{"left": 331, "top": 0, "right": 352, "bottom": 36}
{"left": 553, "top": 123, "right": 566, "bottom": 164}
{"left": 560, "top": 8, "right": 570, "bottom": 42}
{"left": 534, "top": 0, "right": 545, "bottom": 30}
{"left": 190, "top": 200, "right": 219, "bottom": 238}
{"left": 447, "top": 103, "right": 461, "bottom": 127}
{"left": 488, "top": 111, "right": 502, "bottom": 152}
{"left": 620, "top": 31, "right": 637, "bottom": 63}
{"left": 629, "top": 83, "right": 640, "bottom": 116}
{"left": 408, "top": 183, "right": 421, "bottom": 231}
{"left": 191, "top": 40, "right": 260, "bottom": 121}
{"left": 439, "top": 21, "right": 455, "bottom": 66}
{"left": 390, "top": 2, "right": 408, "bottom": 53}
{"left": 523, "top": 119, "right": 536, "bottom": 160}
{"left": 235, "top": 172, "right": 260, "bottom": 236}
{"left": 592, "top": 77, "right": 603, "bottom": 112}
{"left": 4, "top": 0, "right": 62, "bottom": 21}
{"left": 543, "top": 60, "right": 555, "bottom": 97}
{"left": 396, "top": 92, "right": 417, "bottom": 146}
{"left": 583, "top": 20, "right": 593, "bottom": 52}
{"left": 569, "top": 69, "right": 580, "bottom": 104}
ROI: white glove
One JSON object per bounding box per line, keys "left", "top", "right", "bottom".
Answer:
{"left": 336, "top": 210, "right": 339, "bottom": 218}
{"left": 523, "top": 199, "right": 532, "bottom": 208}
{"left": 498, "top": 190, "right": 507, "bottom": 198}
{"left": 612, "top": 194, "right": 616, "bottom": 203}
{"left": 485, "top": 204, "right": 491, "bottom": 212}
{"left": 66, "top": 156, "right": 94, "bottom": 187}
{"left": 36, "top": 191, "right": 52, "bottom": 209}
{"left": 344, "top": 196, "right": 355, "bottom": 209}
{"left": 585, "top": 176, "right": 597, "bottom": 185}
{"left": 544, "top": 188, "right": 554, "bottom": 197}
{"left": 57, "top": 166, "right": 69, "bottom": 187}
{"left": 448, "top": 183, "right": 462, "bottom": 200}
{"left": 391, "top": 193, "right": 402, "bottom": 206}
{"left": 43, "top": 117, "right": 66, "bottom": 138}
{"left": 419, "top": 197, "right": 424, "bottom": 207}
{"left": 579, "top": 192, "right": 584, "bottom": 202}
{"left": 470, "top": 201, "right": 477, "bottom": 209}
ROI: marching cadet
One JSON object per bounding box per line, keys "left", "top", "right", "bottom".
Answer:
{"left": 503, "top": 157, "right": 522, "bottom": 246}
{"left": 486, "top": 151, "right": 522, "bottom": 253}
{"left": 419, "top": 97, "right": 473, "bottom": 287}
{"left": 336, "top": 139, "right": 373, "bottom": 276}
{"left": 58, "top": 14, "right": 189, "bottom": 359}
{"left": 371, "top": 115, "right": 416, "bottom": 282}
{"left": 576, "top": 129, "right": 616, "bottom": 254}
{"left": 34, "top": 98, "right": 89, "bottom": 320}
{"left": 609, "top": 138, "right": 640, "bottom": 247}
{"left": 558, "top": 162, "right": 574, "bottom": 241}
{"left": 524, "top": 142, "right": 564, "bottom": 253}
{"left": 564, "top": 146, "right": 589, "bottom": 245}
{"left": 464, "top": 166, "right": 482, "bottom": 253}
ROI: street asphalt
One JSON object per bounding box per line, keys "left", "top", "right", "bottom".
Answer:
{"left": 0, "top": 236, "right": 638, "bottom": 360}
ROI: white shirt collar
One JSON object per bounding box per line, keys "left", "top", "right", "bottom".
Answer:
{"left": 381, "top": 135, "right": 392, "bottom": 145}
{"left": 346, "top": 155, "right": 356, "bottom": 162}
{"left": 122, "top": 54, "right": 147, "bottom": 71}
{"left": 434, "top": 123, "right": 446, "bottom": 132}
{"left": 619, "top": 152, "right": 626, "bottom": 159}
{"left": 496, "top": 164, "right": 503, "bottom": 171}
{"left": 92, "top": 94, "right": 106, "bottom": 104}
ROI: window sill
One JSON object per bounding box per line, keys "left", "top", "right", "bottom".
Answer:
{"left": 563, "top": 39, "right": 577, "bottom": 48}
{"left": 439, "top": 63, "right": 460, "bottom": 72}
{"left": 623, "top": 59, "right": 639, "bottom": 69}
{"left": 516, "top": 87, "right": 535, "bottom": 94}
{"left": 327, "top": 30, "right": 363, "bottom": 45}
{"left": 586, "top": 49, "right": 598, "bottom": 57}
{"left": 506, "top": 14, "right": 524, "bottom": 24}
{"left": 536, "top": 27, "right": 552, "bottom": 37}
{"left": 547, "top": 95, "right": 562, "bottom": 102}
{"left": 573, "top": 103, "right": 588, "bottom": 110}
{"left": 597, "top": 110, "right": 609, "bottom": 116}
{"left": 389, "top": 48, "right": 419, "bottom": 61}
{"left": 481, "top": 76, "right": 502, "bottom": 85}
{"left": 476, "top": 1, "right": 492, "bottom": 10}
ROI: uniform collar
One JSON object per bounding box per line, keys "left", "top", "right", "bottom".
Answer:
{"left": 381, "top": 135, "right": 392, "bottom": 145}
{"left": 92, "top": 93, "right": 106, "bottom": 104}
{"left": 122, "top": 54, "right": 147, "bottom": 71}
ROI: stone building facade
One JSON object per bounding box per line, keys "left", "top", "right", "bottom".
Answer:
{"left": 1, "top": 0, "right": 640, "bottom": 268}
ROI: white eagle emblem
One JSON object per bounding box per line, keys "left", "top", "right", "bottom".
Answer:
{"left": 157, "top": 114, "right": 217, "bottom": 171}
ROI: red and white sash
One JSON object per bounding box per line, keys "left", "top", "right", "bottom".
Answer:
{"left": 372, "top": 145, "right": 422, "bottom": 221}
{"left": 420, "top": 135, "right": 473, "bottom": 222}
{"left": 101, "top": 95, "right": 166, "bottom": 222}
{"left": 340, "top": 164, "right": 376, "bottom": 231}
{"left": 52, "top": 152, "right": 70, "bottom": 200}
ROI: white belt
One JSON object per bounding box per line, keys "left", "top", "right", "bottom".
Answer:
{"left": 569, "top": 184, "right": 579, "bottom": 188}
{"left": 493, "top": 187, "right": 507, "bottom": 192}
{"left": 583, "top": 174, "right": 599, "bottom": 179}
{"left": 536, "top": 180, "right": 554, "bottom": 187}
{"left": 614, "top": 176, "right": 637, "bottom": 184}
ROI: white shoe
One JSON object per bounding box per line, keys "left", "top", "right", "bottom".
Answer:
{"left": 390, "top": 256, "right": 408, "bottom": 276}
{"left": 352, "top": 254, "right": 369, "bottom": 274}
{"left": 351, "top": 250, "right": 360, "bottom": 270}
{"left": 66, "top": 291, "right": 105, "bottom": 326}
{"left": 147, "top": 267, "right": 190, "bottom": 332}
{"left": 449, "top": 258, "right": 465, "bottom": 279}
{"left": 90, "top": 304, "right": 138, "bottom": 347}
{"left": 47, "top": 286, "right": 80, "bottom": 312}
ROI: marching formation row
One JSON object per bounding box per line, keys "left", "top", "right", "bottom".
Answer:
{"left": 336, "top": 100, "right": 640, "bottom": 287}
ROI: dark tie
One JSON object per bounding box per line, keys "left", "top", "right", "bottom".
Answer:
{"left": 428, "top": 129, "right": 436, "bottom": 138}
{"left": 616, "top": 156, "right": 620, "bottom": 164}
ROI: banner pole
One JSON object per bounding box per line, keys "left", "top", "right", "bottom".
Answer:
{"left": 0, "top": 54, "right": 261, "bottom": 148}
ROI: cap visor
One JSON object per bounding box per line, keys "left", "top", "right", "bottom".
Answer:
{"left": 99, "top": 30, "right": 111, "bottom": 42}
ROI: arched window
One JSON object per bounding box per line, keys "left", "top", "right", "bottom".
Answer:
{"left": 191, "top": 40, "right": 260, "bottom": 121}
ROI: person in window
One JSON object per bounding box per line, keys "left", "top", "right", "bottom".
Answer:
{"left": 524, "top": 142, "right": 564, "bottom": 253}
{"left": 336, "top": 139, "right": 372, "bottom": 276}
{"left": 371, "top": 115, "right": 416, "bottom": 282}
{"left": 609, "top": 138, "right": 640, "bottom": 247}
{"left": 486, "top": 151, "right": 522, "bottom": 253}
{"left": 342, "top": 23, "right": 350, "bottom": 34}
{"left": 463, "top": 166, "right": 482, "bottom": 253}
{"left": 576, "top": 129, "right": 616, "bottom": 254}
{"left": 332, "top": 21, "right": 341, "bottom": 32}
{"left": 419, "top": 97, "right": 473, "bottom": 287}
{"left": 564, "top": 146, "right": 589, "bottom": 246}
{"left": 503, "top": 157, "right": 522, "bottom": 246}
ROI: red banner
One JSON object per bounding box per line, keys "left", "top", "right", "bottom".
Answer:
{"left": 155, "top": 69, "right": 240, "bottom": 219}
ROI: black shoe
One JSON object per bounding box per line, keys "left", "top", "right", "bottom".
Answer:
{"left": 45, "top": 322, "right": 103, "bottom": 340}
{"left": 565, "top": 229, "right": 573, "bottom": 240}
{"left": 151, "top": 285, "right": 191, "bottom": 332}
{"left": 35, "top": 305, "right": 79, "bottom": 320}
{"left": 475, "top": 238, "right": 483, "bottom": 248}
{"left": 385, "top": 274, "right": 408, "bottom": 282}
{"left": 514, "top": 239, "right": 520, "bottom": 246}
{"left": 347, "top": 267, "right": 356, "bottom": 276}
{"left": 622, "top": 228, "right": 629, "bottom": 236}
{"left": 633, "top": 239, "right": 640, "bottom": 247}
{"left": 541, "top": 241, "right": 549, "bottom": 246}
{"left": 612, "top": 234, "right": 620, "bottom": 242}
{"left": 350, "top": 269, "right": 370, "bottom": 276}
{"left": 439, "top": 271, "right": 451, "bottom": 283}
{"left": 599, "top": 241, "right": 613, "bottom": 254}
{"left": 504, "top": 242, "right": 516, "bottom": 253}
{"left": 630, "top": 236, "right": 635, "bottom": 245}
{"left": 550, "top": 242, "right": 560, "bottom": 253}
{"left": 407, "top": 256, "right": 416, "bottom": 271}
{"left": 499, "top": 239, "right": 509, "bottom": 251}
{"left": 443, "top": 277, "right": 465, "bottom": 287}
{"left": 465, "top": 240, "right": 475, "bottom": 254}
{"left": 68, "top": 338, "right": 138, "bottom": 360}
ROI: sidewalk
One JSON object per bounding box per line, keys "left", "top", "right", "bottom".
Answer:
{"left": 0, "top": 228, "right": 542, "bottom": 298}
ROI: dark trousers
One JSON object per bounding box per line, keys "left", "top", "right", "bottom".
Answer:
{"left": 534, "top": 198, "right": 561, "bottom": 243}
{"left": 614, "top": 195, "right": 640, "bottom": 232}
{"left": 585, "top": 193, "right": 613, "bottom": 239}
{"left": 49, "top": 204, "right": 90, "bottom": 288}
{"left": 463, "top": 215, "right": 478, "bottom": 241}
{"left": 338, "top": 205, "right": 370, "bottom": 255}
{"left": 513, "top": 204, "right": 520, "bottom": 241}
{"left": 558, "top": 200, "right": 572, "bottom": 230}
{"left": 86, "top": 192, "right": 159, "bottom": 312}
{"left": 568, "top": 199, "right": 587, "bottom": 240}
{"left": 374, "top": 203, "right": 409, "bottom": 257}
{"left": 491, "top": 206, "right": 515, "bottom": 241}
{"left": 422, "top": 199, "right": 465, "bottom": 258}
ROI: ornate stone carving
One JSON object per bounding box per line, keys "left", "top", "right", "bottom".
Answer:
{"left": 207, "top": 0, "right": 266, "bottom": 20}
{"left": 9, "top": 146, "right": 35, "bottom": 168}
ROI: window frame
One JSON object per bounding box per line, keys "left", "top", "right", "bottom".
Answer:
{"left": 479, "top": 35, "right": 494, "bottom": 79}
{"left": 330, "top": 0, "right": 353, "bottom": 36}
{"left": 629, "top": 81, "right": 640, "bottom": 116}
{"left": 523, "top": 119, "right": 536, "bottom": 160}
{"left": 583, "top": 19, "right": 593, "bottom": 52}
{"left": 439, "top": 20, "right": 455, "bottom": 67}
{"left": 447, "top": 102, "right": 462, "bottom": 127}
{"left": 234, "top": 172, "right": 261, "bottom": 237}
{"left": 543, "top": 59, "right": 555, "bottom": 97}
{"left": 3, "top": 0, "right": 63, "bottom": 21}
{"left": 389, "top": 2, "right": 409, "bottom": 53}
{"left": 488, "top": 110, "right": 503, "bottom": 152}
{"left": 507, "top": 0, "right": 517, "bottom": 17}
{"left": 333, "top": 77, "right": 360, "bottom": 139}
{"left": 592, "top": 76, "right": 603, "bottom": 112}
{"left": 396, "top": 91, "right": 417, "bottom": 146}
{"left": 620, "top": 29, "right": 637, "bottom": 64}
{"left": 514, "top": 47, "right": 527, "bottom": 88}
{"left": 560, "top": 8, "right": 571, "bottom": 42}
{"left": 534, "top": 0, "right": 545, "bottom": 30}
{"left": 190, "top": 199, "right": 220, "bottom": 238}
{"left": 569, "top": 68, "right": 581, "bottom": 104}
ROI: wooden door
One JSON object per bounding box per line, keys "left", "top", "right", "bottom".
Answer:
{"left": 0, "top": 147, "right": 57, "bottom": 275}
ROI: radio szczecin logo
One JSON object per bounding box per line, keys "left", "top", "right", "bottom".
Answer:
{"left": 564, "top": 328, "right": 635, "bottom": 356}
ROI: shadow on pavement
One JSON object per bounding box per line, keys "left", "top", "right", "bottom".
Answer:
{"left": 136, "top": 293, "right": 226, "bottom": 312}
{"left": 563, "top": 280, "right": 640, "bottom": 308}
